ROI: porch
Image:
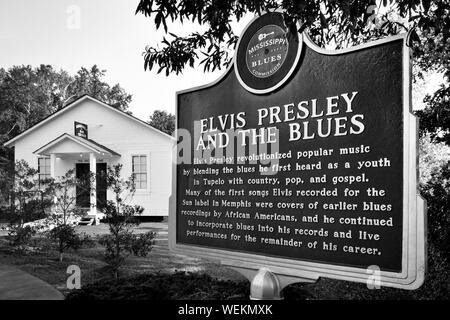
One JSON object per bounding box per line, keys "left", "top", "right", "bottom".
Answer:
{"left": 33, "top": 133, "right": 121, "bottom": 219}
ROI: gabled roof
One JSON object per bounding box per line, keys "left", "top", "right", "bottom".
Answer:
{"left": 33, "top": 133, "right": 121, "bottom": 157}
{"left": 3, "top": 94, "right": 174, "bottom": 147}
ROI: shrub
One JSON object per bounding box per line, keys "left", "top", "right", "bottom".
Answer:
{"left": 419, "top": 130, "right": 450, "bottom": 187}
{"left": 419, "top": 133, "right": 450, "bottom": 259}
{"left": 420, "top": 167, "right": 450, "bottom": 257}
{"left": 44, "top": 169, "right": 92, "bottom": 261}
{"left": 47, "top": 224, "right": 93, "bottom": 262}
{"left": 99, "top": 164, "right": 155, "bottom": 278}
{"left": 411, "top": 243, "right": 450, "bottom": 299}
{"left": 7, "top": 160, "right": 53, "bottom": 227}
{"left": 7, "top": 225, "right": 36, "bottom": 251}
{"left": 47, "top": 169, "right": 85, "bottom": 225}
{"left": 22, "top": 198, "right": 52, "bottom": 223}
{"left": 66, "top": 272, "right": 250, "bottom": 300}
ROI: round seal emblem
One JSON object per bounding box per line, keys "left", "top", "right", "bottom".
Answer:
{"left": 245, "top": 25, "right": 289, "bottom": 78}
{"left": 235, "top": 12, "right": 302, "bottom": 94}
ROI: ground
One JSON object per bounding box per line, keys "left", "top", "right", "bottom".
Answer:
{"left": 0, "top": 264, "right": 63, "bottom": 299}
{"left": 0, "top": 222, "right": 247, "bottom": 297}
{"left": 0, "top": 222, "right": 444, "bottom": 299}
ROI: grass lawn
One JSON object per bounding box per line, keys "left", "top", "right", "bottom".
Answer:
{"left": 0, "top": 222, "right": 248, "bottom": 297}
{"left": 0, "top": 222, "right": 447, "bottom": 299}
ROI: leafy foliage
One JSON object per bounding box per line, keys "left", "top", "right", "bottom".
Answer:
{"left": 415, "top": 1, "right": 449, "bottom": 134}
{"left": 47, "top": 224, "right": 93, "bottom": 262}
{"left": 416, "top": 84, "right": 450, "bottom": 142}
{"left": 418, "top": 130, "right": 450, "bottom": 185}
{"left": 1, "top": 160, "right": 51, "bottom": 251}
{"left": 65, "top": 259, "right": 449, "bottom": 299}
{"left": 44, "top": 169, "right": 93, "bottom": 262}
{"left": 420, "top": 163, "right": 450, "bottom": 257}
{"left": 99, "top": 164, "right": 155, "bottom": 278}
{"left": 64, "top": 65, "right": 132, "bottom": 112}
{"left": 6, "top": 225, "right": 36, "bottom": 252}
{"left": 66, "top": 271, "right": 250, "bottom": 300}
{"left": 0, "top": 65, "right": 72, "bottom": 140}
{"left": 7, "top": 160, "right": 52, "bottom": 226}
{"left": 417, "top": 132, "right": 450, "bottom": 259}
{"left": 46, "top": 169, "right": 86, "bottom": 225}
{"left": 136, "top": 0, "right": 450, "bottom": 75}
{"left": 416, "top": 132, "right": 450, "bottom": 297}
{"left": 148, "top": 109, "right": 175, "bottom": 135}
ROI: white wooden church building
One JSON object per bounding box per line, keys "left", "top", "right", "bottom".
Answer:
{"left": 4, "top": 95, "right": 173, "bottom": 218}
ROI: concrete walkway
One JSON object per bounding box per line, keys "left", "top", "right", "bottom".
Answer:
{"left": 0, "top": 265, "right": 64, "bottom": 300}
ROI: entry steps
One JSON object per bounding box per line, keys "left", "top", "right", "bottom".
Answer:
{"left": 78, "top": 216, "right": 96, "bottom": 226}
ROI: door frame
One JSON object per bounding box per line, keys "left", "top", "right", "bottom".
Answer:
{"left": 75, "top": 162, "right": 108, "bottom": 209}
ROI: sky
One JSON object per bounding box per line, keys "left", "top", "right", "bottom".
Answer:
{"left": 0, "top": 0, "right": 444, "bottom": 120}
{"left": 0, "top": 0, "right": 252, "bottom": 120}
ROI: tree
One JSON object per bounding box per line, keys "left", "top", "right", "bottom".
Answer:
{"left": 47, "top": 224, "right": 92, "bottom": 262}
{"left": 6, "top": 160, "right": 53, "bottom": 251}
{"left": 416, "top": 85, "right": 450, "bottom": 143}
{"left": 45, "top": 169, "right": 92, "bottom": 262}
{"left": 65, "top": 65, "right": 132, "bottom": 112}
{"left": 413, "top": 1, "right": 450, "bottom": 138}
{"left": 418, "top": 132, "right": 450, "bottom": 259}
{"left": 8, "top": 160, "right": 51, "bottom": 227}
{"left": 99, "top": 164, "right": 155, "bottom": 278}
{"left": 47, "top": 169, "right": 91, "bottom": 225}
{"left": 419, "top": 130, "right": 450, "bottom": 186}
{"left": 148, "top": 110, "right": 175, "bottom": 135}
{"left": 0, "top": 65, "right": 72, "bottom": 195}
{"left": 0, "top": 65, "right": 72, "bottom": 136}
{"left": 136, "top": 1, "right": 449, "bottom": 74}
{"left": 0, "top": 65, "right": 131, "bottom": 147}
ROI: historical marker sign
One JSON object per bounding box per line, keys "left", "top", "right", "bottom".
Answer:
{"left": 170, "top": 12, "right": 426, "bottom": 289}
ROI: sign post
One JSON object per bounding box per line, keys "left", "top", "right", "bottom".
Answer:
{"left": 170, "top": 11, "right": 426, "bottom": 296}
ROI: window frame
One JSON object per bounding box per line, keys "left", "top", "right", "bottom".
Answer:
{"left": 131, "top": 154, "right": 149, "bottom": 191}
{"left": 37, "top": 156, "right": 51, "bottom": 186}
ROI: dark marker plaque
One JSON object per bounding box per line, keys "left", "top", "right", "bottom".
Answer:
{"left": 172, "top": 12, "right": 425, "bottom": 289}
